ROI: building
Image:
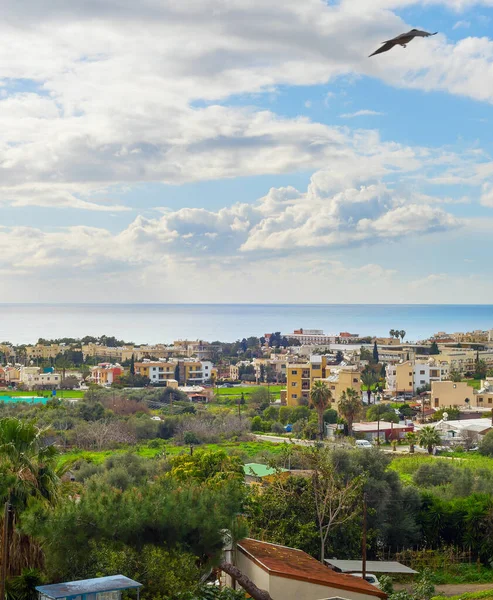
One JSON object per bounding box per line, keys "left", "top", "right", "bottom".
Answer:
{"left": 386, "top": 359, "right": 449, "bottom": 396}
{"left": 430, "top": 380, "right": 493, "bottom": 409}
{"left": 36, "top": 575, "right": 142, "bottom": 600}
{"left": 319, "top": 366, "right": 362, "bottom": 404}
{"left": 229, "top": 364, "right": 240, "bottom": 380}
{"left": 135, "top": 360, "right": 177, "bottom": 384}
{"left": 431, "top": 418, "right": 492, "bottom": 443}
{"left": 286, "top": 355, "right": 328, "bottom": 405}
{"left": 179, "top": 360, "right": 214, "bottom": 384}
{"left": 90, "top": 363, "right": 124, "bottom": 386}
{"left": 231, "top": 539, "right": 386, "bottom": 600}
{"left": 19, "top": 366, "right": 61, "bottom": 390}
{"left": 352, "top": 421, "right": 414, "bottom": 442}
{"left": 284, "top": 329, "right": 336, "bottom": 346}
{"left": 25, "top": 344, "right": 65, "bottom": 361}
{"left": 435, "top": 348, "right": 493, "bottom": 375}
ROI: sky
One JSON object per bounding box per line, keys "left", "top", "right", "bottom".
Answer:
{"left": 2, "top": 0, "right": 493, "bottom": 303}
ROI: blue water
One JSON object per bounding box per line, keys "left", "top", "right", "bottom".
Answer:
{"left": 0, "top": 396, "right": 48, "bottom": 404}
{"left": 0, "top": 304, "right": 492, "bottom": 345}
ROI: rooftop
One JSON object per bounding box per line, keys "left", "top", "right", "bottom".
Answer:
{"left": 237, "top": 539, "right": 386, "bottom": 598}
{"left": 36, "top": 575, "right": 142, "bottom": 599}
{"left": 324, "top": 559, "right": 417, "bottom": 575}
{"left": 243, "top": 463, "right": 288, "bottom": 478}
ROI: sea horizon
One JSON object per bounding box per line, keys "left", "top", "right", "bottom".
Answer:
{"left": 0, "top": 303, "right": 492, "bottom": 346}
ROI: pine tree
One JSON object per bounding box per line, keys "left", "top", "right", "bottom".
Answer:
{"left": 372, "top": 342, "right": 379, "bottom": 363}
{"left": 130, "top": 354, "right": 135, "bottom": 375}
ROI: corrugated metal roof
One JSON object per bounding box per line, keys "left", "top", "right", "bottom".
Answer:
{"left": 36, "top": 575, "right": 142, "bottom": 599}
{"left": 324, "top": 560, "right": 417, "bottom": 574}
{"left": 243, "top": 463, "right": 287, "bottom": 478}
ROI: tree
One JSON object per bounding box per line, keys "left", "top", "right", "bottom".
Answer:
{"left": 219, "top": 563, "right": 273, "bottom": 600}
{"left": 310, "top": 381, "right": 332, "bottom": 440}
{"left": 372, "top": 342, "right": 379, "bottom": 364}
{"left": 475, "top": 357, "right": 487, "bottom": 380}
{"left": 361, "top": 367, "right": 377, "bottom": 405}
{"left": 479, "top": 430, "right": 493, "bottom": 457}
{"left": 130, "top": 354, "right": 135, "bottom": 376}
{"left": 366, "top": 404, "right": 398, "bottom": 424}
{"left": 418, "top": 425, "right": 441, "bottom": 454}
{"left": 399, "top": 330, "right": 406, "bottom": 343}
{"left": 406, "top": 432, "right": 417, "bottom": 454}
{"left": 335, "top": 351, "right": 343, "bottom": 364}
{"left": 303, "top": 447, "right": 363, "bottom": 563}
{"left": 338, "top": 388, "right": 362, "bottom": 436}
{"left": 429, "top": 342, "right": 440, "bottom": 355}
{"left": 389, "top": 329, "right": 395, "bottom": 340}
{"left": 450, "top": 369, "right": 462, "bottom": 382}
{"left": 0, "top": 418, "right": 61, "bottom": 576}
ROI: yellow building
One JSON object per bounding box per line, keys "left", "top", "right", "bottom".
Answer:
{"left": 25, "top": 344, "right": 64, "bottom": 360}
{"left": 320, "top": 366, "right": 362, "bottom": 404}
{"left": 429, "top": 380, "right": 493, "bottom": 409}
{"left": 135, "top": 361, "right": 177, "bottom": 384}
{"left": 286, "top": 356, "right": 332, "bottom": 406}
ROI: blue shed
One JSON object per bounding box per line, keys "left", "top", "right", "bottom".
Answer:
{"left": 36, "top": 575, "right": 142, "bottom": 600}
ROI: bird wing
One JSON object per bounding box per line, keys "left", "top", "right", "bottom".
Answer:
{"left": 410, "top": 29, "right": 438, "bottom": 37}
{"left": 369, "top": 40, "right": 396, "bottom": 57}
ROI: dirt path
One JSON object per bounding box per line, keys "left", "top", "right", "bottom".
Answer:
{"left": 395, "top": 582, "right": 493, "bottom": 596}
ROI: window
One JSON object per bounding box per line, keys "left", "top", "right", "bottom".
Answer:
{"left": 291, "top": 382, "right": 297, "bottom": 387}
{"left": 489, "top": 398, "right": 492, "bottom": 405}
{"left": 409, "top": 372, "right": 412, "bottom": 376}
{"left": 312, "top": 364, "right": 320, "bottom": 369}
{"left": 420, "top": 370, "right": 425, "bottom": 375}
{"left": 353, "top": 378, "right": 359, "bottom": 383}
{"left": 291, "top": 394, "right": 297, "bottom": 399}
{"left": 291, "top": 370, "right": 298, "bottom": 375}
{"left": 434, "top": 398, "right": 439, "bottom": 407}
{"left": 420, "top": 380, "right": 425, "bottom": 385}
{"left": 479, "top": 397, "right": 483, "bottom": 403}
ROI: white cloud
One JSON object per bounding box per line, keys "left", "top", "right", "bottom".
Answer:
{"left": 340, "top": 110, "right": 385, "bottom": 118}
{"left": 453, "top": 20, "right": 471, "bottom": 29}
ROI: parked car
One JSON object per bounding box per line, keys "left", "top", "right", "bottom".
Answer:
{"left": 355, "top": 440, "right": 373, "bottom": 449}
{"left": 351, "top": 573, "right": 380, "bottom": 588}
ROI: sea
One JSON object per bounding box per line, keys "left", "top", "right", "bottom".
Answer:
{"left": 1, "top": 304, "right": 493, "bottom": 346}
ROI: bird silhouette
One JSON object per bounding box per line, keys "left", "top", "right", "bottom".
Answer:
{"left": 369, "top": 29, "right": 437, "bottom": 57}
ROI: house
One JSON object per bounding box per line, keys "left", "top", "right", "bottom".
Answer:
{"left": 324, "top": 559, "right": 417, "bottom": 576}
{"left": 386, "top": 359, "right": 449, "bottom": 396}
{"left": 430, "top": 381, "right": 493, "bottom": 409}
{"left": 327, "top": 421, "right": 414, "bottom": 442}
{"left": 90, "top": 363, "right": 124, "bottom": 386}
{"left": 231, "top": 539, "right": 386, "bottom": 600}
{"left": 428, "top": 418, "right": 492, "bottom": 443}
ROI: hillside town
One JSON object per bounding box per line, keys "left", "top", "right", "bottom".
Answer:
{"left": 1, "top": 327, "right": 493, "bottom": 600}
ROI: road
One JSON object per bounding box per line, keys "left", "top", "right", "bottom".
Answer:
{"left": 253, "top": 434, "right": 427, "bottom": 454}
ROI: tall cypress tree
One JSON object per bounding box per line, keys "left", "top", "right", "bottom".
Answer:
{"left": 372, "top": 342, "right": 379, "bottom": 364}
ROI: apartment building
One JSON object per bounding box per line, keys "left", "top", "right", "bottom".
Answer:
{"left": 435, "top": 348, "right": 493, "bottom": 374}
{"left": 179, "top": 360, "right": 214, "bottom": 384}
{"left": 25, "top": 344, "right": 66, "bottom": 360}
{"left": 284, "top": 329, "right": 336, "bottom": 346}
{"left": 286, "top": 355, "right": 328, "bottom": 405}
{"left": 135, "top": 361, "right": 177, "bottom": 384}
{"left": 430, "top": 380, "right": 493, "bottom": 409}
{"left": 316, "top": 365, "right": 362, "bottom": 404}
{"left": 386, "top": 359, "right": 449, "bottom": 396}
{"left": 90, "top": 363, "right": 124, "bottom": 386}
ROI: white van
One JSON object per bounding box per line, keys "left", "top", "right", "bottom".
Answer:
{"left": 355, "top": 440, "right": 373, "bottom": 449}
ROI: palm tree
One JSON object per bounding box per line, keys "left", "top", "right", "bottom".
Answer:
{"left": 0, "top": 418, "right": 61, "bottom": 578}
{"left": 361, "top": 368, "right": 377, "bottom": 406}
{"left": 406, "top": 432, "right": 417, "bottom": 454}
{"left": 418, "top": 425, "right": 441, "bottom": 455}
{"left": 338, "top": 388, "right": 362, "bottom": 437}
{"left": 310, "top": 381, "right": 332, "bottom": 440}
{"left": 400, "top": 330, "right": 406, "bottom": 343}
{"left": 389, "top": 329, "right": 396, "bottom": 340}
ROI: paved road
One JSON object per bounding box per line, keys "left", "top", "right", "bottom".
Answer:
{"left": 253, "top": 434, "right": 427, "bottom": 454}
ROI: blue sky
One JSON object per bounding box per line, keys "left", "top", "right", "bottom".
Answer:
{"left": 1, "top": 0, "right": 493, "bottom": 303}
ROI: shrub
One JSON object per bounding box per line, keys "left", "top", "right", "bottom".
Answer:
{"left": 271, "top": 421, "right": 285, "bottom": 434}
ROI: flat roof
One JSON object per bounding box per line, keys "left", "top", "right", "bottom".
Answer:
{"left": 36, "top": 575, "right": 142, "bottom": 599}
{"left": 324, "top": 560, "right": 417, "bottom": 575}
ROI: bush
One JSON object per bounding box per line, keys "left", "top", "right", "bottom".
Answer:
{"left": 271, "top": 421, "right": 285, "bottom": 434}
{"left": 323, "top": 408, "right": 338, "bottom": 424}
{"left": 251, "top": 416, "right": 263, "bottom": 432}
{"left": 279, "top": 406, "right": 293, "bottom": 425}
{"left": 479, "top": 430, "right": 493, "bottom": 457}
{"left": 291, "top": 406, "right": 310, "bottom": 423}
{"left": 413, "top": 462, "right": 456, "bottom": 487}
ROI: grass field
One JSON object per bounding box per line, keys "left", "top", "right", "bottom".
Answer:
{"left": 0, "top": 390, "right": 85, "bottom": 398}
{"left": 214, "top": 385, "right": 283, "bottom": 400}
{"left": 389, "top": 453, "right": 493, "bottom": 483}
{"left": 58, "top": 439, "right": 285, "bottom": 467}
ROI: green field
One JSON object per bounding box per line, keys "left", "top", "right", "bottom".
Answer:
{"left": 58, "top": 439, "right": 285, "bottom": 467}
{"left": 0, "top": 389, "right": 85, "bottom": 398}
{"left": 389, "top": 453, "right": 493, "bottom": 483}
{"left": 214, "top": 385, "right": 283, "bottom": 399}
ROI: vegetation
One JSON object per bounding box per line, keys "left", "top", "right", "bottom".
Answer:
{"left": 310, "top": 381, "right": 332, "bottom": 440}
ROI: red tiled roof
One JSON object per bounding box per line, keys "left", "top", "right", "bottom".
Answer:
{"left": 237, "top": 539, "right": 386, "bottom": 598}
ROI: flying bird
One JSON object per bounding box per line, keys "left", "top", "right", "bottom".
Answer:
{"left": 369, "top": 29, "right": 437, "bottom": 57}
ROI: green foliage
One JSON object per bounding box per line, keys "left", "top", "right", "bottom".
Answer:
{"left": 430, "top": 342, "right": 440, "bottom": 355}
{"left": 168, "top": 450, "right": 244, "bottom": 483}
{"left": 6, "top": 568, "right": 43, "bottom": 600}
{"left": 323, "top": 408, "right": 338, "bottom": 424}
{"left": 479, "top": 431, "right": 493, "bottom": 457}
{"left": 418, "top": 426, "right": 441, "bottom": 454}
{"left": 366, "top": 404, "right": 398, "bottom": 423}
{"left": 278, "top": 406, "right": 292, "bottom": 424}
{"left": 431, "top": 407, "right": 460, "bottom": 422}
{"left": 290, "top": 405, "right": 311, "bottom": 423}
{"left": 338, "top": 388, "right": 362, "bottom": 435}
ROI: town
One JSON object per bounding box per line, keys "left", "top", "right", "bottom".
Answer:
{"left": 1, "top": 327, "right": 493, "bottom": 599}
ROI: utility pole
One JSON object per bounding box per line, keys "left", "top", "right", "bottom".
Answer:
{"left": 362, "top": 492, "right": 367, "bottom": 580}
{"left": 0, "top": 501, "right": 11, "bottom": 600}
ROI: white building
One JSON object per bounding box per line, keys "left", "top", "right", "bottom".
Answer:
{"left": 386, "top": 358, "right": 449, "bottom": 395}
{"left": 20, "top": 367, "right": 61, "bottom": 389}
{"left": 284, "top": 329, "right": 336, "bottom": 345}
